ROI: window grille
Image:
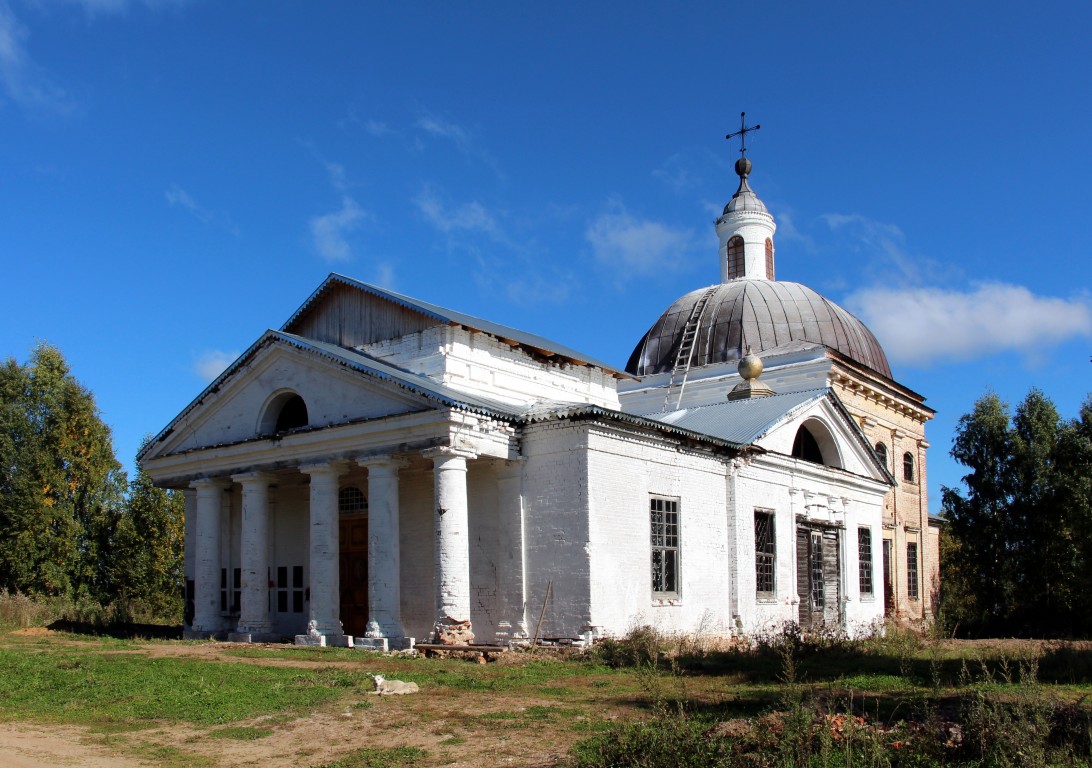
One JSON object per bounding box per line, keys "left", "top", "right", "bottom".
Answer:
{"left": 858, "top": 528, "right": 874, "bottom": 596}
{"left": 276, "top": 565, "right": 306, "bottom": 613}
{"left": 650, "top": 497, "right": 679, "bottom": 595}
{"left": 810, "top": 531, "right": 825, "bottom": 610}
{"left": 754, "top": 510, "right": 775, "bottom": 596}
{"left": 907, "top": 542, "right": 919, "bottom": 599}
{"left": 339, "top": 486, "right": 368, "bottom": 514}
{"left": 727, "top": 236, "right": 745, "bottom": 279}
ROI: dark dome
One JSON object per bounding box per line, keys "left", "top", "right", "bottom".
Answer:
{"left": 626, "top": 280, "right": 892, "bottom": 379}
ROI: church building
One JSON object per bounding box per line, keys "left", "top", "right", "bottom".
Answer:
{"left": 141, "top": 139, "right": 937, "bottom": 648}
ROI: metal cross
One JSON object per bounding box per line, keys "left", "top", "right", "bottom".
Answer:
{"left": 726, "top": 112, "right": 761, "bottom": 157}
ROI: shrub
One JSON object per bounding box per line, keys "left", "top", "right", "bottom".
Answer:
{"left": 592, "top": 625, "right": 664, "bottom": 668}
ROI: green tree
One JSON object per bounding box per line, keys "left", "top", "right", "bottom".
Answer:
{"left": 109, "top": 457, "right": 185, "bottom": 620}
{"left": 0, "top": 343, "right": 126, "bottom": 599}
{"left": 941, "top": 389, "right": 1092, "bottom": 637}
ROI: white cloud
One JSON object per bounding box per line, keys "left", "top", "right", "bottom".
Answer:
{"left": 363, "top": 119, "right": 391, "bottom": 138}
{"left": 414, "top": 187, "right": 497, "bottom": 235}
{"left": 0, "top": 1, "right": 72, "bottom": 112}
{"left": 309, "top": 196, "right": 366, "bottom": 262}
{"left": 845, "top": 283, "right": 1092, "bottom": 367}
{"left": 194, "top": 349, "right": 238, "bottom": 382}
{"left": 585, "top": 201, "right": 695, "bottom": 277}
{"left": 417, "top": 113, "right": 472, "bottom": 152}
{"left": 165, "top": 183, "right": 211, "bottom": 222}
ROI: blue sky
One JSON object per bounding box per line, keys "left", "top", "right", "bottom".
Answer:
{"left": 2, "top": 1, "right": 1089, "bottom": 512}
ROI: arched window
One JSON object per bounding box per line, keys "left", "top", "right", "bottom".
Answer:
{"left": 765, "top": 238, "right": 775, "bottom": 280}
{"left": 274, "top": 394, "right": 308, "bottom": 433}
{"left": 874, "top": 442, "right": 888, "bottom": 469}
{"left": 792, "top": 426, "right": 824, "bottom": 465}
{"left": 727, "top": 235, "right": 745, "bottom": 280}
{"left": 339, "top": 486, "right": 368, "bottom": 515}
{"left": 903, "top": 452, "right": 915, "bottom": 483}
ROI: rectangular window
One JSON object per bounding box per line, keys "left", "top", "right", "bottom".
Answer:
{"left": 907, "top": 541, "right": 919, "bottom": 600}
{"left": 650, "top": 497, "right": 679, "bottom": 596}
{"left": 293, "top": 565, "right": 305, "bottom": 613}
{"left": 754, "top": 510, "right": 775, "bottom": 597}
{"left": 220, "top": 567, "right": 241, "bottom": 615}
{"left": 858, "top": 527, "right": 874, "bottom": 596}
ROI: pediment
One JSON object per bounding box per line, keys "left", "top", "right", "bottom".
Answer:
{"left": 143, "top": 335, "right": 437, "bottom": 461}
{"left": 752, "top": 394, "right": 891, "bottom": 482}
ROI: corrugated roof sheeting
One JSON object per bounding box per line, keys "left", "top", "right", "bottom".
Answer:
{"left": 654, "top": 389, "right": 828, "bottom": 445}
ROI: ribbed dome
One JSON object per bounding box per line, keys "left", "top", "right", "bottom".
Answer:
{"left": 626, "top": 279, "right": 892, "bottom": 379}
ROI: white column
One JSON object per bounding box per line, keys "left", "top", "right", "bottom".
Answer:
{"left": 301, "top": 461, "right": 349, "bottom": 643}
{"left": 190, "top": 478, "right": 230, "bottom": 636}
{"left": 426, "top": 447, "right": 476, "bottom": 644}
{"left": 494, "top": 459, "right": 527, "bottom": 640}
{"left": 232, "top": 471, "right": 276, "bottom": 637}
{"left": 360, "top": 456, "right": 407, "bottom": 641}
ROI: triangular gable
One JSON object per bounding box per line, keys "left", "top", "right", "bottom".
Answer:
{"left": 656, "top": 389, "right": 893, "bottom": 484}
{"left": 140, "top": 330, "right": 520, "bottom": 463}
{"left": 281, "top": 273, "right": 631, "bottom": 377}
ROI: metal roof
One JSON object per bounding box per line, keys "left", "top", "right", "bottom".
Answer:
{"left": 284, "top": 273, "right": 631, "bottom": 378}
{"left": 626, "top": 279, "right": 892, "bottom": 379}
{"left": 653, "top": 389, "right": 829, "bottom": 445}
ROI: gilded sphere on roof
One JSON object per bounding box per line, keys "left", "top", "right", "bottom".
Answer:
{"left": 738, "top": 350, "right": 763, "bottom": 380}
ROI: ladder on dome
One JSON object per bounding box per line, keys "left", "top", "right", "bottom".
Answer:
{"left": 661, "top": 286, "right": 719, "bottom": 413}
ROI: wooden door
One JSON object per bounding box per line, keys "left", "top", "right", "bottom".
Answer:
{"left": 338, "top": 515, "right": 368, "bottom": 638}
{"left": 797, "top": 527, "right": 841, "bottom": 630}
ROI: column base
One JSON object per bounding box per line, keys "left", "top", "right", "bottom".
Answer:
{"left": 354, "top": 636, "right": 415, "bottom": 652}
{"left": 433, "top": 617, "right": 474, "bottom": 645}
{"left": 228, "top": 631, "right": 280, "bottom": 644}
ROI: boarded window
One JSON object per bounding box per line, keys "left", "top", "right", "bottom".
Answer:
{"left": 650, "top": 497, "right": 679, "bottom": 596}
{"left": 755, "top": 510, "right": 775, "bottom": 596}
{"left": 858, "top": 528, "right": 873, "bottom": 596}
{"left": 765, "top": 238, "right": 775, "bottom": 280}
{"left": 907, "top": 541, "right": 919, "bottom": 600}
{"left": 903, "top": 452, "right": 915, "bottom": 483}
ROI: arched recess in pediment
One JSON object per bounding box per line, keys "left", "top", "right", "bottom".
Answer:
{"left": 791, "top": 418, "right": 843, "bottom": 469}
{"left": 258, "top": 389, "right": 309, "bottom": 436}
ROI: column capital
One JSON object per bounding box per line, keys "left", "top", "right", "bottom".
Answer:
{"left": 299, "top": 460, "right": 351, "bottom": 478}
{"left": 358, "top": 455, "right": 409, "bottom": 472}
{"left": 189, "top": 477, "right": 231, "bottom": 492}
{"left": 231, "top": 470, "right": 278, "bottom": 486}
{"left": 422, "top": 446, "right": 477, "bottom": 462}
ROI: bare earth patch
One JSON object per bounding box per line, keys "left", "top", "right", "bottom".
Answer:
{"left": 0, "top": 636, "right": 624, "bottom": 767}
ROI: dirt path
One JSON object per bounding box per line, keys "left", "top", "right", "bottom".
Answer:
{"left": 0, "top": 631, "right": 613, "bottom": 767}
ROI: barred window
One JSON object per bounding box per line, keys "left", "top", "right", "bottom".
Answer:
{"left": 754, "top": 510, "right": 775, "bottom": 596}
{"left": 650, "top": 497, "right": 679, "bottom": 596}
{"left": 903, "top": 452, "right": 915, "bottom": 483}
{"left": 339, "top": 486, "right": 368, "bottom": 515}
{"left": 727, "top": 236, "right": 745, "bottom": 280}
{"left": 858, "top": 528, "right": 874, "bottom": 596}
{"left": 907, "top": 541, "right": 920, "bottom": 600}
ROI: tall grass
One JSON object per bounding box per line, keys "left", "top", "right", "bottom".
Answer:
{"left": 0, "top": 588, "right": 178, "bottom": 631}
{"left": 571, "top": 623, "right": 1092, "bottom": 768}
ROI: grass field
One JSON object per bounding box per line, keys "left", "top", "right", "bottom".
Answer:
{"left": 3, "top": 624, "right": 1092, "bottom": 767}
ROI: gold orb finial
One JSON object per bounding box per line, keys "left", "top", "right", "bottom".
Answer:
{"left": 738, "top": 347, "right": 763, "bottom": 380}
